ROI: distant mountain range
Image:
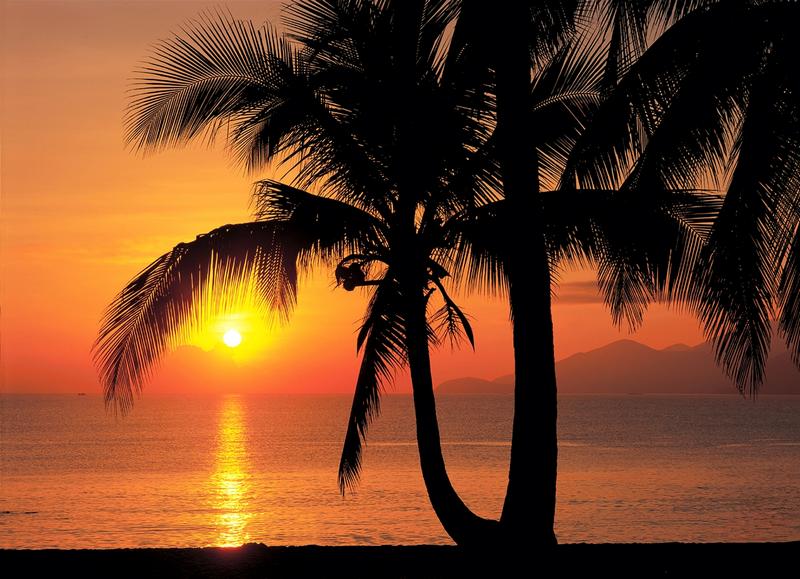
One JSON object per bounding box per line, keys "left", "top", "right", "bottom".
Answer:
{"left": 437, "top": 340, "right": 799, "bottom": 395}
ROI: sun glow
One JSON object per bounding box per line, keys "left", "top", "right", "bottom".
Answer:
{"left": 223, "top": 329, "right": 242, "bottom": 348}
{"left": 185, "top": 307, "right": 271, "bottom": 362}
{"left": 181, "top": 272, "right": 275, "bottom": 359}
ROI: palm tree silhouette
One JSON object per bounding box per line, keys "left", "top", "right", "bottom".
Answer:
{"left": 452, "top": 0, "right": 800, "bottom": 546}
{"left": 94, "top": 1, "right": 502, "bottom": 545}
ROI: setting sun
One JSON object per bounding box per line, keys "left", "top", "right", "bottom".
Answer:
{"left": 223, "top": 329, "right": 242, "bottom": 348}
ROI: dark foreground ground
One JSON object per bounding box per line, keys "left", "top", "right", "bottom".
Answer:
{"left": 2, "top": 543, "right": 798, "bottom": 578}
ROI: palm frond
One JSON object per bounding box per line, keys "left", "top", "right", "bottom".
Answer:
{"left": 446, "top": 201, "right": 508, "bottom": 296}
{"left": 598, "top": 187, "right": 721, "bottom": 330}
{"left": 127, "top": 10, "right": 294, "bottom": 157}
{"left": 541, "top": 189, "right": 606, "bottom": 270}
{"left": 532, "top": 25, "right": 606, "bottom": 188}
{"left": 284, "top": 0, "right": 384, "bottom": 68}
{"left": 596, "top": 0, "right": 649, "bottom": 89}
{"left": 645, "top": 0, "right": 719, "bottom": 30}
{"left": 566, "top": 1, "right": 800, "bottom": 194}
{"left": 539, "top": 186, "right": 721, "bottom": 328}
{"left": 594, "top": 0, "right": 719, "bottom": 89}
{"left": 93, "top": 222, "right": 299, "bottom": 414}
{"left": 562, "top": 2, "right": 737, "bottom": 190}
{"left": 339, "top": 274, "right": 407, "bottom": 492}
{"left": 252, "top": 179, "right": 387, "bottom": 258}
{"left": 694, "top": 53, "right": 800, "bottom": 394}
{"left": 779, "top": 226, "right": 800, "bottom": 368}
{"left": 565, "top": 1, "right": 800, "bottom": 389}
{"left": 430, "top": 275, "right": 475, "bottom": 349}
{"left": 94, "top": 180, "right": 385, "bottom": 414}
{"left": 418, "top": 0, "right": 460, "bottom": 79}
{"left": 528, "top": 0, "right": 582, "bottom": 63}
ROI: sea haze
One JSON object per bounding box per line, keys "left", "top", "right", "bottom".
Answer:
{"left": 1, "top": 394, "right": 798, "bottom": 548}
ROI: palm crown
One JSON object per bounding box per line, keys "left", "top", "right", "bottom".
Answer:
{"left": 95, "top": 1, "right": 506, "bottom": 494}
{"left": 563, "top": 0, "right": 800, "bottom": 392}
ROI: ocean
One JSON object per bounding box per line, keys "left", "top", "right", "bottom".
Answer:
{"left": 1, "top": 394, "right": 798, "bottom": 548}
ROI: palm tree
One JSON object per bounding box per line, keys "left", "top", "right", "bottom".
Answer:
{"left": 452, "top": 0, "right": 800, "bottom": 546}
{"left": 94, "top": 0, "right": 500, "bottom": 546}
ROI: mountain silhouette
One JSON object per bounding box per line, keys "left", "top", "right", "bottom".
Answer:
{"left": 438, "top": 340, "right": 799, "bottom": 395}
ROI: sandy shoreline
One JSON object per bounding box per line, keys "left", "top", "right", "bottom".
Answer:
{"left": 2, "top": 542, "right": 797, "bottom": 577}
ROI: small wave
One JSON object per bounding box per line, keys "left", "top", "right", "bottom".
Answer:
{"left": 0, "top": 510, "right": 38, "bottom": 516}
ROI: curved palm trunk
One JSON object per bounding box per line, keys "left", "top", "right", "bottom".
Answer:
{"left": 403, "top": 280, "right": 499, "bottom": 547}
{"left": 389, "top": 0, "right": 499, "bottom": 548}
{"left": 385, "top": 0, "right": 497, "bottom": 549}
{"left": 494, "top": 4, "right": 559, "bottom": 547}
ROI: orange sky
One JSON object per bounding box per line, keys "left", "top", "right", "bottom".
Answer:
{"left": 1, "top": 0, "right": 708, "bottom": 395}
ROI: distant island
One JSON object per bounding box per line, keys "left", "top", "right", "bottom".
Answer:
{"left": 437, "top": 340, "right": 799, "bottom": 395}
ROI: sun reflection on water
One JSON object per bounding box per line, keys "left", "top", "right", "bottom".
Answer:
{"left": 213, "top": 395, "right": 252, "bottom": 547}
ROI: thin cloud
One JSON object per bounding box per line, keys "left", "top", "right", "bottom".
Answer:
{"left": 553, "top": 280, "right": 603, "bottom": 305}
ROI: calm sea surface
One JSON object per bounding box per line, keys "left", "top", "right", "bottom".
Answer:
{"left": 1, "top": 394, "right": 798, "bottom": 548}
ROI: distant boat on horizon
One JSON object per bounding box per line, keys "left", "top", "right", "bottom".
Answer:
{"left": 77, "top": 392, "right": 86, "bottom": 396}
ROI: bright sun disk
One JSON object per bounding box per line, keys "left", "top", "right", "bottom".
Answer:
{"left": 223, "top": 329, "right": 242, "bottom": 348}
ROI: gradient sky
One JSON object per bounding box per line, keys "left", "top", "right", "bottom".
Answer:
{"left": 1, "top": 0, "right": 708, "bottom": 395}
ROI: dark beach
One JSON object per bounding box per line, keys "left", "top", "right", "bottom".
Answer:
{"left": 2, "top": 543, "right": 797, "bottom": 578}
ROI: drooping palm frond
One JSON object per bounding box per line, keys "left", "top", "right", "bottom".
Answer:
{"left": 96, "top": 177, "right": 391, "bottom": 414}
{"left": 779, "top": 227, "right": 800, "bottom": 368}
{"left": 93, "top": 222, "right": 297, "bottom": 414}
{"left": 691, "top": 57, "right": 800, "bottom": 393}
{"left": 418, "top": 0, "right": 460, "bottom": 79}
{"left": 338, "top": 273, "right": 407, "bottom": 492}
{"left": 540, "top": 190, "right": 607, "bottom": 269}
{"left": 565, "top": 2, "right": 800, "bottom": 192}
{"left": 429, "top": 274, "right": 475, "bottom": 349}
{"left": 446, "top": 201, "right": 509, "bottom": 296}
{"left": 592, "top": 188, "right": 721, "bottom": 330}
{"left": 558, "top": 60, "right": 645, "bottom": 189}
{"left": 542, "top": 185, "right": 721, "bottom": 330}
{"left": 644, "top": 0, "right": 719, "bottom": 30}
{"left": 446, "top": 185, "right": 720, "bottom": 332}
{"left": 595, "top": 0, "right": 649, "bottom": 89}
{"left": 561, "top": 1, "right": 800, "bottom": 392}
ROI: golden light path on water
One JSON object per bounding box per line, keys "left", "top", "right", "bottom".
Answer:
{"left": 212, "top": 395, "right": 252, "bottom": 547}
